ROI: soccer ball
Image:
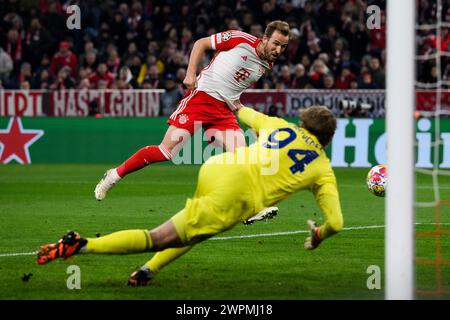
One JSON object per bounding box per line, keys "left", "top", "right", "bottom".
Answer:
{"left": 367, "top": 164, "right": 387, "bottom": 197}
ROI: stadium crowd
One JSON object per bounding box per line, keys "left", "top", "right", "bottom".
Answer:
{"left": 0, "top": 0, "right": 447, "bottom": 110}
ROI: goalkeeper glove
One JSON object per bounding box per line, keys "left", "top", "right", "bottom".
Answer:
{"left": 304, "top": 219, "right": 322, "bottom": 250}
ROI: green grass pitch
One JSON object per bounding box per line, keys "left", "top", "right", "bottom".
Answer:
{"left": 0, "top": 164, "right": 448, "bottom": 300}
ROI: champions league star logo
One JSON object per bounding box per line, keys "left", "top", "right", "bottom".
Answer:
{"left": 221, "top": 32, "right": 231, "bottom": 41}
{"left": 0, "top": 117, "right": 44, "bottom": 164}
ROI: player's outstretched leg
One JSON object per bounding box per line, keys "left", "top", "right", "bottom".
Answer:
{"left": 94, "top": 126, "right": 191, "bottom": 201}
{"left": 94, "top": 145, "right": 171, "bottom": 201}
{"left": 37, "top": 231, "right": 87, "bottom": 265}
{"left": 94, "top": 168, "right": 122, "bottom": 201}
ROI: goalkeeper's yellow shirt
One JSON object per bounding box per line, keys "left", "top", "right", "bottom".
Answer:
{"left": 237, "top": 106, "right": 343, "bottom": 238}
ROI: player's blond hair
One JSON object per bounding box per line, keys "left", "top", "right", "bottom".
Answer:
{"left": 299, "top": 106, "right": 337, "bottom": 147}
{"left": 264, "top": 20, "right": 290, "bottom": 38}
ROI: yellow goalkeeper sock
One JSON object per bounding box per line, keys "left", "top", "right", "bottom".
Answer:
{"left": 145, "top": 246, "right": 192, "bottom": 274}
{"left": 319, "top": 217, "right": 343, "bottom": 240}
{"left": 84, "top": 229, "right": 152, "bottom": 254}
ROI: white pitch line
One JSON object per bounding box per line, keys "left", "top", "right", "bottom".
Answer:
{"left": 210, "top": 222, "right": 449, "bottom": 240}
{"left": 0, "top": 222, "right": 449, "bottom": 257}
{"left": 0, "top": 251, "right": 37, "bottom": 257}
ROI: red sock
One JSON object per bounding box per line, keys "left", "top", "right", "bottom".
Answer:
{"left": 116, "top": 145, "right": 171, "bottom": 177}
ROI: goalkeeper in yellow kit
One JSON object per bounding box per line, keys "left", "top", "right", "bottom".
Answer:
{"left": 37, "top": 103, "right": 343, "bottom": 286}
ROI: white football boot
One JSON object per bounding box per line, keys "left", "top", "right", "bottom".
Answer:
{"left": 94, "top": 168, "right": 121, "bottom": 201}
{"left": 243, "top": 207, "right": 278, "bottom": 225}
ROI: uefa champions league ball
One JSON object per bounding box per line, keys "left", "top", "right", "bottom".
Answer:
{"left": 367, "top": 164, "right": 387, "bottom": 197}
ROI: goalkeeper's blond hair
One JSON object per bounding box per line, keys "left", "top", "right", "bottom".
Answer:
{"left": 299, "top": 106, "right": 337, "bottom": 147}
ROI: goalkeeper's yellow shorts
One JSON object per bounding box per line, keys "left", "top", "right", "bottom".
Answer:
{"left": 171, "top": 156, "right": 257, "bottom": 245}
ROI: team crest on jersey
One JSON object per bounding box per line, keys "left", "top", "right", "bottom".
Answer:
{"left": 221, "top": 32, "right": 231, "bottom": 41}
{"left": 178, "top": 114, "right": 189, "bottom": 125}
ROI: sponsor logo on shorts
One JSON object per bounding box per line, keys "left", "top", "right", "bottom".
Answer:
{"left": 178, "top": 114, "right": 189, "bottom": 125}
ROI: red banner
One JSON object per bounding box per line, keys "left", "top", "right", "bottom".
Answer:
{"left": 50, "top": 90, "right": 163, "bottom": 117}
{"left": 0, "top": 89, "right": 163, "bottom": 117}
{"left": 0, "top": 90, "right": 44, "bottom": 116}
{"left": 416, "top": 90, "right": 450, "bottom": 113}
{"left": 240, "top": 90, "right": 287, "bottom": 115}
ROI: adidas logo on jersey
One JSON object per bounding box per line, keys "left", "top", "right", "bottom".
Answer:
{"left": 241, "top": 55, "right": 248, "bottom": 62}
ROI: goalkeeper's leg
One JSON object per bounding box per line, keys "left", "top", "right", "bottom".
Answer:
{"left": 128, "top": 246, "right": 193, "bottom": 286}
{"left": 37, "top": 219, "right": 185, "bottom": 265}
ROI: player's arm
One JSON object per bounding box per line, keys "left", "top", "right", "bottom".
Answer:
{"left": 237, "top": 106, "right": 288, "bottom": 134}
{"left": 305, "top": 172, "right": 344, "bottom": 250}
{"left": 183, "top": 37, "right": 213, "bottom": 89}
{"left": 237, "top": 106, "right": 268, "bottom": 132}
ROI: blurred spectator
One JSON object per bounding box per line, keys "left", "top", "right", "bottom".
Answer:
{"left": 322, "top": 73, "right": 335, "bottom": 89}
{"left": 79, "top": 50, "right": 98, "bottom": 72}
{"left": 358, "top": 72, "right": 378, "bottom": 89}
{"left": 113, "top": 66, "right": 134, "bottom": 89}
{"left": 5, "top": 29, "right": 23, "bottom": 70}
{"left": 321, "top": 25, "right": 339, "bottom": 56}
{"left": 106, "top": 46, "right": 121, "bottom": 76}
{"left": 0, "top": 46, "right": 13, "bottom": 84}
{"left": 20, "top": 80, "right": 30, "bottom": 90}
{"left": 369, "top": 57, "right": 385, "bottom": 88}
{"left": 89, "top": 63, "right": 115, "bottom": 89}
{"left": 426, "top": 65, "right": 439, "bottom": 84}
{"left": 110, "top": 11, "right": 128, "bottom": 54}
{"left": 344, "top": 21, "right": 369, "bottom": 61}
{"left": 335, "top": 67, "right": 355, "bottom": 90}
{"left": 24, "top": 18, "right": 52, "bottom": 69}
{"left": 160, "top": 73, "right": 183, "bottom": 116}
{"left": 165, "top": 51, "right": 187, "bottom": 76}
{"left": 78, "top": 78, "right": 91, "bottom": 90}
{"left": 50, "top": 66, "right": 76, "bottom": 90}
{"left": 305, "top": 30, "right": 322, "bottom": 58}
{"left": 49, "top": 41, "right": 78, "bottom": 78}
{"left": 32, "top": 68, "right": 53, "bottom": 89}
{"left": 128, "top": 55, "right": 142, "bottom": 85}
{"left": 349, "top": 79, "right": 359, "bottom": 89}
{"left": 42, "top": 0, "right": 67, "bottom": 43}
{"left": 175, "top": 67, "right": 187, "bottom": 93}
{"left": 142, "top": 65, "right": 162, "bottom": 89}
{"left": 309, "top": 59, "right": 329, "bottom": 88}
{"left": 279, "top": 65, "right": 292, "bottom": 89}
{"left": 8, "top": 62, "right": 32, "bottom": 89}
{"left": 137, "top": 55, "right": 157, "bottom": 86}
{"left": 368, "top": 12, "right": 386, "bottom": 56}
{"left": 78, "top": 41, "right": 96, "bottom": 67}
{"left": 291, "top": 63, "right": 309, "bottom": 89}
{"left": 250, "top": 23, "right": 264, "bottom": 38}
